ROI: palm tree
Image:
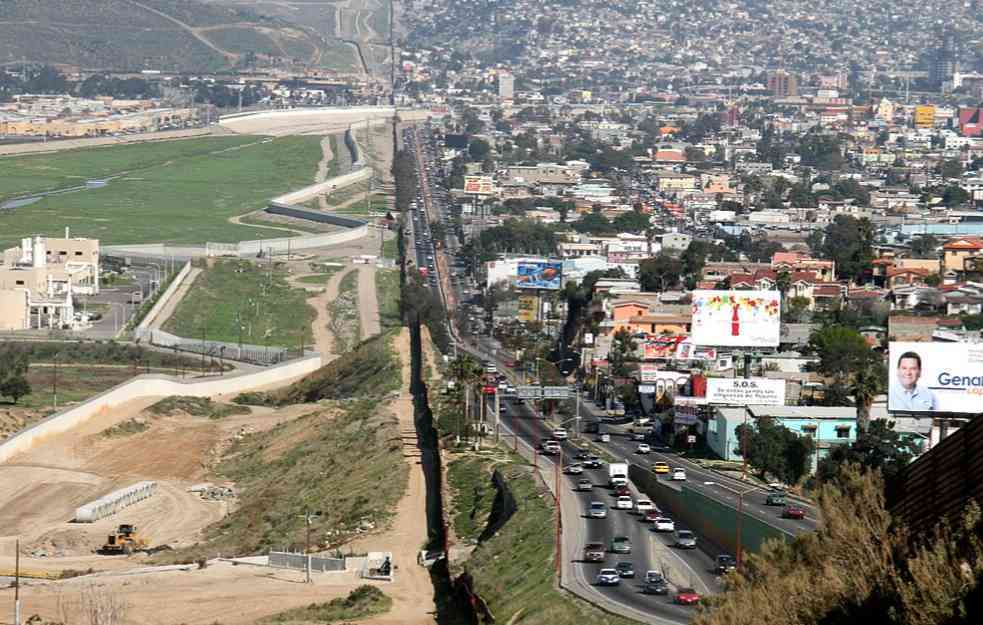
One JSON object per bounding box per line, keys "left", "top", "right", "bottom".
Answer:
{"left": 448, "top": 355, "right": 483, "bottom": 442}
{"left": 850, "top": 361, "right": 882, "bottom": 435}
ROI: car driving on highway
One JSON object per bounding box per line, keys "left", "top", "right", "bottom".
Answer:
{"left": 674, "top": 588, "right": 701, "bottom": 605}
{"left": 610, "top": 536, "right": 632, "bottom": 554}
{"left": 588, "top": 502, "right": 607, "bottom": 518}
{"left": 643, "top": 571, "right": 670, "bottom": 595}
{"left": 596, "top": 568, "right": 621, "bottom": 586}
{"left": 674, "top": 529, "right": 697, "bottom": 549}
{"left": 563, "top": 463, "right": 583, "bottom": 475}
{"left": 671, "top": 468, "right": 687, "bottom": 481}
{"left": 614, "top": 495, "right": 633, "bottom": 510}
{"left": 576, "top": 478, "right": 593, "bottom": 491}
{"left": 652, "top": 516, "right": 675, "bottom": 532}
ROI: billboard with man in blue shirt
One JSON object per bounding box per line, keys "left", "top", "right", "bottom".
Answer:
{"left": 889, "top": 343, "right": 983, "bottom": 413}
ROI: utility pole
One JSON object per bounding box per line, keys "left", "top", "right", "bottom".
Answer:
{"left": 494, "top": 388, "right": 500, "bottom": 443}
{"left": 52, "top": 353, "right": 58, "bottom": 412}
{"left": 554, "top": 447, "right": 562, "bottom": 582}
{"left": 301, "top": 510, "right": 321, "bottom": 583}
{"left": 14, "top": 537, "right": 20, "bottom": 625}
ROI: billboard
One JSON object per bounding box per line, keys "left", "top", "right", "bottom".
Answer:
{"left": 642, "top": 335, "right": 685, "bottom": 359}
{"left": 691, "top": 290, "right": 781, "bottom": 348}
{"left": 515, "top": 261, "right": 562, "bottom": 290}
{"left": 706, "top": 378, "right": 787, "bottom": 406}
{"left": 889, "top": 342, "right": 983, "bottom": 413}
{"left": 914, "top": 105, "right": 935, "bottom": 129}
{"left": 674, "top": 339, "right": 718, "bottom": 361}
{"left": 517, "top": 295, "right": 538, "bottom": 322}
{"left": 463, "top": 175, "right": 495, "bottom": 195}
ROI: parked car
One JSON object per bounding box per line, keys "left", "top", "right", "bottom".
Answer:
{"left": 674, "top": 588, "right": 701, "bottom": 605}
{"left": 634, "top": 499, "right": 655, "bottom": 515}
{"left": 652, "top": 517, "right": 675, "bottom": 532}
{"left": 674, "top": 530, "right": 697, "bottom": 549}
{"left": 782, "top": 504, "right": 807, "bottom": 520}
{"left": 615, "top": 496, "right": 633, "bottom": 510}
{"left": 610, "top": 536, "right": 632, "bottom": 554}
{"left": 652, "top": 462, "right": 670, "bottom": 474}
{"left": 671, "top": 469, "right": 687, "bottom": 481}
{"left": 583, "top": 542, "right": 606, "bottom": 562}
{"left": 643, "top": 571, "right": 670, "bottom": 595}
{"left": 636, "top": 443, "right": 651, "bottom": 454}
{"left": 563, "top": 464, "right": 584, "bottom": 475}
{"left": 715, "top": 554, "right": 737, "bottom": 574}
{"left": 615, "top": 561, "right": 635, "bottom": 578}
{"left": 596, "top": 568, "right": 621, "bottom": 586}
{"left": 588, "top": 502, "right": 608, "bottom": 519}
{"left": 576, "top": 478, "right": 593, "bottom": 491}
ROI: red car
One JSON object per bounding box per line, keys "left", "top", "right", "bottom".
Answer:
{"left": 674, "top": 588, "right": 701, "bottom": 605}
{"left": 612, "top": 484, "right": 631, "bottom": 497}
{"left": 782, "top": 504, "right": 806, "bottom": 520}
{"left": 643, "top": 509, "right": 661, "bottom": 523}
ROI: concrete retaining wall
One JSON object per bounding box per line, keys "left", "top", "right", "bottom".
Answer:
{"left": 135, "top": 261, "right": 193, "bottom": 333}
{"left": 236, "top": 225, "right": 368, "bottom": 255}
{"left": 0, "top": 354, "right": 322, "bottom": 463}
{"left": 629, "top": 464, "right": 791, "bottom": 557}
{"left": 271, "top": 168, "right": 372, "bottom": 206}
{"left": 269, "top": 551, "right": 346, "bottom": 572}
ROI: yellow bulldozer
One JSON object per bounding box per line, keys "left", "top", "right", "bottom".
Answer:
{"left": 101, "top": 524, "right": 147, "bottom": 555}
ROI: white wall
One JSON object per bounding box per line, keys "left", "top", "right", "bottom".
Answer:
{"left": 0, "top": 355, "right": 322, "bottom": 463}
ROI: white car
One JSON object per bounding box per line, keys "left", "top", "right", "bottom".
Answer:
{"left": 588, "top": 502, "right": 608, "bottom": 518}
{"left": 596, "top": 568, "right": 621, "bottom": 586}
{"left": 563, "top": 464, "right": 584, "bottom": 475}
{"left": 636, "top": 443, "right": 651, "bottom": 454}
{"left": 553, "top": 428, "right": 568, "bottom": 440}
{"left": 631, "top": 432, "right": 646, "bottom": 441}
{"left": 671, "top": 469, "right": 687, "bottom": 481}
{"left": 634, "top": 499, "right": 655, "bottom": 515}
{"left": 652, "top": 517, "right": 675, "bottom": 532}
{"left": 615, "top": 495, "right": 633, "bottom": 510}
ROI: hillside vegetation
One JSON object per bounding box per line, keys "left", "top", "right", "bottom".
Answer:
{"left": 696, "top": 467, "right": 983, "bottom": 625}
{"left": 156, "top": 398, "right": 407, "bottom": 561}
{"left": 234, "top": 331, "right": 401, "bottom": 406}
{"left": 0, "top": 0, "right": 348, "bottom": 71}
{"left": 447, "top": 451, "right": 641, "bottom": 625}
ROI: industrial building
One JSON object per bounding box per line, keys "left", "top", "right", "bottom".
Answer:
{"left": 0, "top": 232, "right": 100, "bottom": 331}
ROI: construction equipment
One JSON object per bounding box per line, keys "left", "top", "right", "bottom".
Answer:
{"left": 101, "top": 524, "right": 147, "bottom": 555}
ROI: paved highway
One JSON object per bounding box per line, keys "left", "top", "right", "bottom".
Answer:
{"left": 577, "top": 400, "right": 819, "bottom": 534}
{"left": 496, "top": 395, "right": 718, "bottom": 620}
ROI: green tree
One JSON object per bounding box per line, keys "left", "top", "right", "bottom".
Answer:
{"left": 941, "top": 185, "right": 970, "bottom": 208}
{"left": 468, "top": 138, "right": 491, "bottom": 161}
{"left": 572, "top": 212, "right": 615, "bottom": 234}
{"left": 816, "top": 419, "right": 921, "bottom": 487}
{"left": 819, "top": 215, "right": 874, "bottom": 281}
{"left": 609, "top": 328, "right": 637, "bottom": 377}
{"left": 909, "top": 234, "right": 940, "bottom": 259}
{"left": 735, "top": 417, "right": 815, "bottom": 484}
{"left": 0, "top": 375, "right": 30, "bottom": 404}
{"left": 939, "top": 158, "right": 963, "bottom": 180}
{"left": 612, "top": 209, "right": 651, "bottom": 233}
{"left": 639, "top": 254, "right": 683, "bottom": 291}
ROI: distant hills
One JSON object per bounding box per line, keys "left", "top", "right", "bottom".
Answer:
{"left": 0, "top": 0, "right": 364, "bottom": 73}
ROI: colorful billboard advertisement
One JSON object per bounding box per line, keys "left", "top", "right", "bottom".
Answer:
{"left": 463, "top": 175, "right": 495, "bottom": 195}
{"left": 674, "top": 339, "right": 718, "bottom": 361}
{"left": 889, "top": 342, "right": 983, "bottom": 413}
{"left": 706, "top": 378, "right": 787, "bottom": 406}
{"left": 691, "top": 290, "right": 781, "bottom": 347}
{"left": 517, "top": 295, "right": 538, "bottom": 322}
{"left": 642, "top": 335, "right": 685, "bottom": 359}
{"left": 515, "top": 261, "right": 562, "bottom": 290}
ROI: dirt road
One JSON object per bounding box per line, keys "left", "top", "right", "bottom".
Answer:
{"left": 358, "top": 264, "right": 381, "bottom": 339}
{"left": 346, "top": 327, "right": 437, "bottom": 625}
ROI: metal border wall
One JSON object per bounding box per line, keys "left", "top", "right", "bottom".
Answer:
{"left": 888, "top": 417, "right": 983, "bottom": 534}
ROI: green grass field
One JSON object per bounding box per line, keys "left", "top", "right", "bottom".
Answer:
{"left": 0, "top": 135, "right": 325, "bottom": 247}
{"left": 162, "top": 259, "right": 315, "bottom": 349}
{"left": 375, "top": 268, "right": 401, "bottom": 330}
